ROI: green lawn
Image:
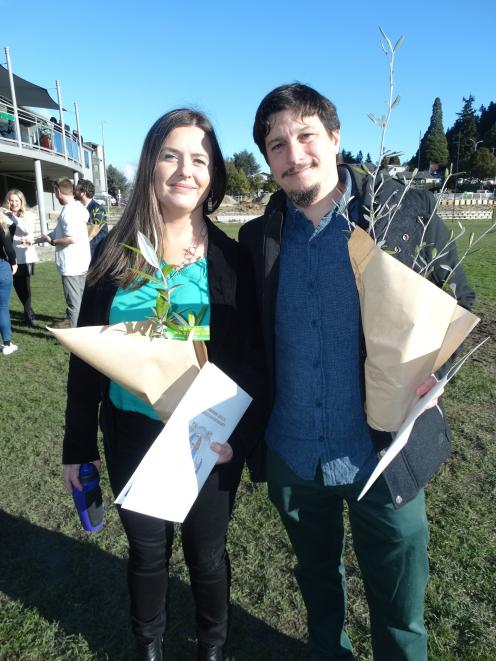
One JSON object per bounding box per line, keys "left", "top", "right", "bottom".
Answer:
{"left": 1, "top": 220, "right": 495, "bottom": 660}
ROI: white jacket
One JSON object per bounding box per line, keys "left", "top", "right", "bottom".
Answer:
{"left": 10, "top": 210, "right": 39, "bottom": 265}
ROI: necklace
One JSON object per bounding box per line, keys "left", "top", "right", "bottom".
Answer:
{"left": 177, "top": 222, "right": 208, "bottom": 270}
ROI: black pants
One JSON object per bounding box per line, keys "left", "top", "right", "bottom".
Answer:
{"left": 105, "top": 406, "right": 243, "bottom": 646}
{"left": 13, "top": 264, "right": 34, "bottom": 319}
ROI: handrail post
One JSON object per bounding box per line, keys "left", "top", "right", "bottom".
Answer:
{"left": 56, "top": 79, "right": 68, "bottom": 161}
{"left": 4, "top": 47, "right": 22, "bottom": 149}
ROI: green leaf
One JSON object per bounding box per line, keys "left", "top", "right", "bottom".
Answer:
{"left": 155, "top": 295, "right": 165, "bottom": 318}
{"left": 137, "top": 231, "right": 161, "bottom": 269}
{"left": 121, "top": 243, "right": 142, "bottom": 255}
{"left": 195, "top": 306, "right": 207, "bottom": 326}
{"left": 129, "top": 269, "right": 161, "bottom": 284}
{"left": 161, "top": 264, "right": 176, "bottom": 279}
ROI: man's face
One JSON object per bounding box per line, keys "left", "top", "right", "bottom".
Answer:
{"left": 74, "top": 185, "right": 83, "bottom": 202}
{"left": 264, "top": 111, "right": 340, "bottom": 207}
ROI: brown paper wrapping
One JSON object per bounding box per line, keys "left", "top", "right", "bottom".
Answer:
{"left": 50, "top": 321, "right": 208, "bottom": 421}
{"left": 348, "top": 226, "right": 479, "bottom": 431}
{"left": 87, "top": 223, "right": 103, "bottom": 240}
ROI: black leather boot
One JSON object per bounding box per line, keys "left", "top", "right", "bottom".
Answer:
{"left": 136, "top": 637, "right": 163, "bottom": 661}
{"left": 197, "top": 643, "right": 224, "bottom": 661}
{"left": 24, "top": 309, "right": 37, "bottom": 328}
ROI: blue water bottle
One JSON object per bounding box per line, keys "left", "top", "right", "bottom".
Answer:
{"left": 72, "top": 463, "right": 105, "bottom": 532}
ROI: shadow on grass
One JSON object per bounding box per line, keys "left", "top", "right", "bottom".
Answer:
{"left": 0, "top": 511, "right": 307, "bottom": 660}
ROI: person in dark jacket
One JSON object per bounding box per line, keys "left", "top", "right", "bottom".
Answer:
{"left": 239, "top": 83, "right": 474, "bottom": 661}
{"left": 63, "top": 109, "right": 256, "bottom": 661}
{"left": 74, "top": 178, "right": 109, "bottom": 255}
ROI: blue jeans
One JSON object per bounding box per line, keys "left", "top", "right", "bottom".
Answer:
{"left": 0, "top": 260, "right": 13, "bottom": 343}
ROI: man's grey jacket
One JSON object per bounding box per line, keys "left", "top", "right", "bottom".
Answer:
{"left": 239, "top": 164, "right": 475, "bottom": 507}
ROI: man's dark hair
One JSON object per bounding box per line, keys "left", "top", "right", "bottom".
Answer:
{"left": 76, "top": 178, "right": 95, "bottom": 198}
{"left": 253, "top": 83, "right": 341, "bottom": 160}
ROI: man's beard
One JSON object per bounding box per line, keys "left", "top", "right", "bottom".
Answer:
{"left": 287, "top": 184, "right": 320, "bottom": 208}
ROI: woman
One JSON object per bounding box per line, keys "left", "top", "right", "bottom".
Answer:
{"left": 62, "top": 109, "right": 255, "bottom": 661}
{"left": 4, "top": 189, "right": 39, "bottom": 327}
{"left": 0, "top": 210, "right": 18, "bottom": 354}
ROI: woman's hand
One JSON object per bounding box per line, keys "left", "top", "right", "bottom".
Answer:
{"left": 11, "top": 264, "right": 17, "bottom": 275}
{"left": 210, "top": 442, "right": 233, "bottom": 465}
{"left": 63, "top": 460, "right": 101, "bottom": 493}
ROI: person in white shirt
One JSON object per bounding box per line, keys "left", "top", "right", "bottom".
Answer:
{"left": 38, "top": 177, "right": 90, "bottom": 327}
{"left": 4, "top": 189, "right": 39, "bottom": 327}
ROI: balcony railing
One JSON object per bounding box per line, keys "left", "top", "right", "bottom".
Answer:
{"left": 0, "top": 96, "right": 83, "bottom": 166}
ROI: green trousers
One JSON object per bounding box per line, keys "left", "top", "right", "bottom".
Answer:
{"left": 267, "top": 448, "right": 429, "bottom": 661}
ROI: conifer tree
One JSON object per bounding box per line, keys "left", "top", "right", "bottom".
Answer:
{"left": 410, "top": 98, "right": 449, "bottom": 170}
{"left": 478, "top": 102, "right": 496, "bottom": 150}
{"left": 446, "top": 95, "right": 479, "bottom": 172}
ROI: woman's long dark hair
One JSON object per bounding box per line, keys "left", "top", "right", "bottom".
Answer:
{"left": 87, "top": 108, "right": 227, "bottom": 287}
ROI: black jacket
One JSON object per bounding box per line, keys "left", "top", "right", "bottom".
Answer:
{"left": 63, "top": 217, "right": 260, "bottom": 469}
{"left": 238, "top": 165, "right": 475, "bottom": 507}
{"left": 87, "top": 198, "right": 109, "bottom": 255}
{"left": 0, "top": 224, "right": 16, "bottom": 265}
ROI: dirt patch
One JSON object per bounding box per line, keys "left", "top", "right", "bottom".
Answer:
{"left": 466, "top": 300, "right": 496, "bottom": 374}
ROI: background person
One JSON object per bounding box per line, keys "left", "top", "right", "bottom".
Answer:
{"left": 62, "top": 108, "right": 257, "bottom": 661}
{"left": 239, "top": 83, "right": 475, "bottom": 661}
{"left": 3, "top": 189, "right": 39, "bottom": 327}
{"left": 74, "top": 178, "right": 109, "bottom": 256}
{"left": 0, "top": 210, "right": 18, "bottom": 355}
{"left": 37, "top": 177, "right": 90, "bottom": 328}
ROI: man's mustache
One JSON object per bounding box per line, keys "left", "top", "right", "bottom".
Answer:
{"left": 282, "top": 161, "right": 316, "bottom": 178}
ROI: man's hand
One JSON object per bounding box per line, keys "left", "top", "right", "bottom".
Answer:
{"left": 36, "top": 234, "right": 52, "bottom": 245}
{"left": 63, "top": 460, "right": 101, "bottom": 493}
{"left": 11, "top": 264, "right": 17, "bottom": 275}
{"left": 210, "top": 442, "right": 233, "bottom": 465}
{"left": 416, "top": 374, "right": 443, "bottom": 409}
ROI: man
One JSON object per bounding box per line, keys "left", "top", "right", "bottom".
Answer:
{"left": 239, "top": 84, "right": 474, "bottom": 660}
{"left": 74, "top": 178, "right": 109, "bottom": 256}
{"left": 39, "top": 177, "right": 90, "bottom": 328}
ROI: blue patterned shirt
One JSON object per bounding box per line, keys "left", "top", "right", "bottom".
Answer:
{"left": 266, "top": 170, "right": 378, "bottom": 485}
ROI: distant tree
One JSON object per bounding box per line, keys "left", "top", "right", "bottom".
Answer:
{"left": 233, "top": 150, "right": 260, "bottom": 177}
{"left": 340, "top": 149, "right": 355, "bottom": 164}
{"left": 414, "top": 98, "right": 449, "bottom": 170}
{"left": 249, "top": 173, "right": 264, "bottom": 194}
{"left": 469, "top": 147, "right": 496, "bottom": 179}
{"left": 388, "top": 155, "right": 401, "bottom": 166}
{"left": 356, "top": 150, "right": 363, "bottom": 164}
{"left": 106, "top": 164, "right": 129, "bottom": 198}
{"left": 446, "top": 95, "right": 479, "bottom": 172}
{"left": 365, "top": 152, "right": 373, "bottom": 164}
{"left": 262, "top": 174, "right": 280, "bottom": 194}
{"left": 225, "top": 160, "right": 250, "bottom": 196}
{"left": 478, "top": 102, "right": 496, "bottom": 150}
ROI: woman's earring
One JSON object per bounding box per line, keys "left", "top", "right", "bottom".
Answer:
{"left": 207, "top": 193, "right": 213, "bottom": 213}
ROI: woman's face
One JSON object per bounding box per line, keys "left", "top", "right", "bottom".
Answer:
{"left": 8, "top": 194, "right": 22, "bottom": 213}
{"left": 153, "top": 126, "right": 212, "bottom": 219}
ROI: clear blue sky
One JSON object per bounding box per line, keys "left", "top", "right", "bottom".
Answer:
{"left": 3, "top": 0, "right": 494, "bottom": 181}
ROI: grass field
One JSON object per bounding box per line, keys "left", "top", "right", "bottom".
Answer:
{"left": 1, "top": 220, "right": 495, "bottom": 660}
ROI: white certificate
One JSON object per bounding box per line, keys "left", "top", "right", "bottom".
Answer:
{"left": 115, "top": 362, "right": 252, "bottom": 522}
{"left": 358, "top": 338, "right": 488, "bottom": 501}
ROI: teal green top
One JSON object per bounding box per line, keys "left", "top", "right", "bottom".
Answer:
{"left": 109, "top": 258, "right": 210, "bottom": 420}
